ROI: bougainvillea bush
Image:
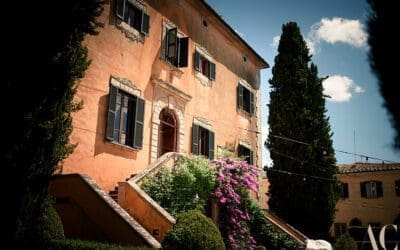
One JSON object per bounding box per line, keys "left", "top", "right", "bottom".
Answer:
{"left": 211, "top": 158, "right": 259, "bottom": 250}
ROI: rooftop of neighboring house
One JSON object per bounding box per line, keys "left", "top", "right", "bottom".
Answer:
{"left": 338, "top": 162, "right": 400, "bottom": 174}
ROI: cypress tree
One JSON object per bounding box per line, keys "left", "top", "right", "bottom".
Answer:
{"left": 266, "top": 22, "right": 338, "bottom": 240}
{"left": 3, "top": 1, "right": 103, "bottom": 247}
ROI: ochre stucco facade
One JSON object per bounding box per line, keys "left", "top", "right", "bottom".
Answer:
{"left": 63, "top": 0, "right": 269, "bottom": 208}
{"left": 332, "top": 163, "right": 400, "bottom": 238}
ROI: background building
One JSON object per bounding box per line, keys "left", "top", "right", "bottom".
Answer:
{"left": 333, "top": 162, "right": 400, "bottom": 246}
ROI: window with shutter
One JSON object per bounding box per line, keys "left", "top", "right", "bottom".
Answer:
{"left": 106, "top": 85, "right": 118, "bottom": 140}
{"left": 194, "top": 51, "right": 201, "bottom": 71}
{"left": 238, "top": 144, "right": 253, "bottom": 165}
{"left": 115, "top": 0, "right": 150, "bottom": 35}
{"left": 237, "top": 83, "right": 255, "bottom": 116}
{"left": 208, "top": 131, "right": 215, "bottom": 160}
{"left": 106, "top": 85, "right": 145, "bottom": 150}
{"left": 194, "top": 50, "right": 216, "bottom": 80}
{"left": 339, "top": 183, "right": 349, "bottom": 199}
{"left": 164, "top": 28, "right": 189, "bottom": 68}
{"left": 360, "top": 182, "right": 367, "bottom": 198}
{"left": 361, "top": 181, "right": 383, "bottom": 198}
{"left": 178, "top": 37, "right": 188, "bottom": 67}
{"left": 192, "top": 124, "right": 199, "bottom": 155}
{"left": 396, "top": 180, "right": 400, "bottom": 196}
{"left": 133, "top": 97, "right": 145, "bottom": 149}
{"left": 192, "top": 124, "right": 214, "bottom": 159}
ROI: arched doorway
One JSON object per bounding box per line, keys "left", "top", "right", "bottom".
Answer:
{"left": 158, "top": 108, "right": 178, "bottom": 157}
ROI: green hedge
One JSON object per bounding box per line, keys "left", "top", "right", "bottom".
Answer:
{"left": 244, "top": 190, "right": 303, "bottom": 249}
{"left": 38, "top": 200, "right": 65, "bottom": 243}
{"left": 49, "top": 239, "right": 151, "bottom": 250}
{"left": 163, "top": 210, "right": 225, "bottom": 250}
{"left": 334, "top": 233, "right": 357, "bottom": 250}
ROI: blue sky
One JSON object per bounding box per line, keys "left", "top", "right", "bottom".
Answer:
{"left": 206, "top": 0, "right": 400, "bottom": 165}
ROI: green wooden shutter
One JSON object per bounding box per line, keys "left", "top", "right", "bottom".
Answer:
{"left": 208, "top": 131, "right": 215, "bottom": 159}
{"left": 209, "top": 62, "right": 216, "bottom": 80}
{"left": 249, "top": 91, "right": 254, "bottom": 115}
{"left": 133, "top": 97, "right": 145, "bottom": 149}
{"left": 141, "top": 12, "right": 150, "bottom": 35}
{"left": 192, "top": 124, "right": 199, "bottom": 155}
{"left": 249, "top": 150, "right": 253, "bottom": 165}
{"left": 106, "top": 85, "right": 118, "bottom": 141}
{"left": 194, "top": 51, "right": 201, "bottom": 71}
{"left": 360, "top": 182, "right": 366, "bottom": 197}
{"left": 126, "top": 97, "right": 135, "bottom": 147}
{"left": 376, "top": 181, "right": 383, "bottom": 197}
{"left": 238, "top": 145, "right": 243, "bottom": 158}
{"left": 237, "top": 84, "right": 244, "bottom": 109}
{"left": 178, "top": 37, "right": 188, "bottom": 67}
{"left": 115, "top": 0, "right": 125, "bottom": 19}
{"left": 166, "top": 28, "right": 178, "bottom": 63}
{"left": 343, "top": 183, "right": 349, "bottom": 198}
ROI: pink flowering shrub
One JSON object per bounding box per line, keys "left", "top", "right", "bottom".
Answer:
{"left": 211, "top": 158, "right": 259, "bottom": 250}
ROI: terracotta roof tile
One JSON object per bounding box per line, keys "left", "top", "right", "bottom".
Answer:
{"left": 338, "top": 162, "right": 400, "bottom": 174}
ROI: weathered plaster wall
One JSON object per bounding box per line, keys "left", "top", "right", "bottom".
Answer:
{"left": 63, "top": 0, "right": 267, "bottom": 212}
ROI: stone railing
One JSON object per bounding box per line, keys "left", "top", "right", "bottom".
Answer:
{"left": 117, "top": 152, "right": 184, "bottom": 242}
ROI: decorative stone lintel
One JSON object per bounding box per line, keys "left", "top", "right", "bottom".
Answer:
{"left": 151, "top": 76, "right": 192, "bottom": 102}
{"left": 239, "top": 139, "right": 251, "bottom": 149}
{"left": 193, "top": 117, "right": 213, "bottom": 132}
{"left": 110, "top": 76, "right": 141, "bottom": 97}
{"left": 239, "top": 78, "right": 254, "bottom": 91}
{"left": 115, "top": 20, "right": 144, "bottom": 43}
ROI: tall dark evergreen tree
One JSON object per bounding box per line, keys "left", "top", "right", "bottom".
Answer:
{"left": 266, "top": 22, "right": 338, "bottom": 240}
{"left": 367, "top": 0, "right": 399, "bottom": 150}
{"left": 3, "top": 0, "right": 103, "bottom": 247}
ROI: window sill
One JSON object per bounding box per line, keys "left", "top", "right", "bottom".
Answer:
{"left": 237, "top": 108, "right": 254, "bottom": 119}
{"left": 106, "top": 139, "right": 140, "bottom": 151}
{"left": 195, "top": 71, "right": 212, "bottom": 87}
{"left": 116, "top": 19, "right": 144, "bottom": 43}
{"left": 159, "top": 58, "right": 184, "bottom": 75}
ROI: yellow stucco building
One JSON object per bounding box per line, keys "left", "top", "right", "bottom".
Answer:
{"left": 333, "top": 162, "right": 400, "bottom": 242}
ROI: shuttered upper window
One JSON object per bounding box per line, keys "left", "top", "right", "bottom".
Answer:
{"left": 115, "top": 0, "right": 150, "bottom": 36}
{"left": 238, "top": 144, "right": 253, "bottom": 165}
{"left": 237, "top": 84, "right": 254, "bottom": 115}
{"left": 106, "top": 85, "right": 145, "bottom": 149}
{"left": 164, "top": 28, "right": 188, "bottom": 68}
{"left": 360, "top": 181, "right": 383, "bottom": 198}
{"left": 194, "top": 51, "right": 216, "bottom": 81}
{"left": 192, "top": 124, "right": 214, "bottom": 159}
{"left": 339, "top": 182, "right": 349, "bottom": 199}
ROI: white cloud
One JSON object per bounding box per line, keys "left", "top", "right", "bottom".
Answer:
{"left": 309, "top": 17, "right": 367, "bottom": 48}
{"left": 354, "top": 85, "right": 365, "bottom": 93}
{"left": 305, "top": 38, "right": 317, "bottom": 55}
{"left": 271, "top": 35, "right": 280, "bottom": 49}
{"left": 323, "top": 75, "right": 365, "bottom": 102}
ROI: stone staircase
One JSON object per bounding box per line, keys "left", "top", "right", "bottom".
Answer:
{"left": 108, "top": 174, "right": 137, "bottom": 202}
{"left": 104, "top": 152, "right": 181, "bottom": 243}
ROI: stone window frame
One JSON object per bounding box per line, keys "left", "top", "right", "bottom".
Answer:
{"left": 237, "top": 78, "right": 255, "bottom": 117}
{"left": 160, "top": 20, "right": 188, "bottom": 73}
{"left": 193, "top": 45, "right": 216, "bottom": 87}
{"left": 115, "top": 0, "right": 149, "bottom": 42}
{"left": 106, "top": 76, "right": 145, "bottom": 150}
